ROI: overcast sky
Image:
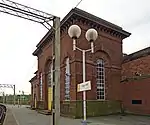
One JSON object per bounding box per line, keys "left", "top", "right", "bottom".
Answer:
{"left": 0, "top": 0, "right": 150, "bottom": 95}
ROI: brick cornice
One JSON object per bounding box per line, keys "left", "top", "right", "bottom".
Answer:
{"left": 33, "top": 8, "right": 131, "bottom": 56}
{"left": 61, "top": 14, "right": 130, "bottom": 40}
{"left": 29, "top": 75, "right": 37, "bottom": 83}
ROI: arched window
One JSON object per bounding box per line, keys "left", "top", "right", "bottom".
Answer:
{"left": 47, "top": 64, "right": 52, "bottom": 87}
{"left": 39, "top": 72, "right": 43, "bottom": 100}
{"left": 96, "top": 59, "right": 105, "bottom": 100}
{"left": 65, "top": 58, "right": 70, "bottom": 100}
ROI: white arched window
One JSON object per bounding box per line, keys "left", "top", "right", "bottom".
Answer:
{"left": 40, "top": 72, "right": 43, "bottom": 100}
{"left": 48, "top": 64, "right": 53, "bottom": 87}
{"left": 96, "top": 59, "right": 105, "bottom": 100}
{"left": 65, "top": 58, "right": 70, "bottom": 100}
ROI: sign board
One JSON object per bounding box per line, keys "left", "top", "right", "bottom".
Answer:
{"left": 77, "top": 81, "right": 91, "bottom": 92}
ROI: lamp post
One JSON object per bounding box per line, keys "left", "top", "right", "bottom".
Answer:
{"left": 13, "top": 85, "right": 16, "bottom": 106}
{"left": 68, "top": 25, "right": 98, "bottom": 125}
{"left": 22, "top": 91, "right": 24, "bottom": 105}
{"left": 19, "top": 90, "right": 21, "bottom": 106}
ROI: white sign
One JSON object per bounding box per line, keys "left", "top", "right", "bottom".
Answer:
{"left": 77, "top": 81, "right": 91, "bottom": 92}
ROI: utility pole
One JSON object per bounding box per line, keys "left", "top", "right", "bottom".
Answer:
{"left": 22, "top": 91, "right": 24, "bottom": 105}
{"left": 52, "top": 17, "right": 60, "bottom": 125}
{"left": 13, "top": 85, "right": 15, "bottom": 105}
{"left": 19, "top": 90, "right": 21, "bottom": 106}
{"left": 0, "top": 1, "right": 61, "bottom": 124}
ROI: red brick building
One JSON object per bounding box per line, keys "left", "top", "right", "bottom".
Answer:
{"left": 30, "top": 8, "right": 130, "bottom": 117}
{"left": 122, "top": 47, "right": 150, "bottom": 115}
{"left": 29, "top": 71, "right": 39, "bottom": 108}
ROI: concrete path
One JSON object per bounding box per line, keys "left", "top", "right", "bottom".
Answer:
{"left": 3, "top": 105, "right": 150, "bottom": 125}
{"left": 3, "top": 107, "right": 17, "bottom": 125}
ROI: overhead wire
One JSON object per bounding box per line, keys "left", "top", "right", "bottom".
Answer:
{"left": 53, "top": 0, "right": 85, "bottom": 32}
{"left": 75, "top": 0, "right": 84, "bottom": 8}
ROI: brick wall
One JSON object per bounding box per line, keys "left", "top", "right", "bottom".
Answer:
{"left": 122, "top": 55, "right": 150, "bottom": 78}
{"left": 60, "top": 21, "right": 123, "bottom": 102}
{"left": 36, "top": 21, "right": 124, "bottom": 110}
{"left": 30, "top": 76, "right": 38, "bottom": 108}
{"left": 122, "top": 54, "right": 150, "bottom": 114}
{"left": 121, "top": 78, "right": 150, "bottom": 114}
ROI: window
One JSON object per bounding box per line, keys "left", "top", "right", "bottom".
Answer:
{"left": 39, "top": 73, "right": 43, "bottom": 100}
{"left": 132, "top": 100, "right": 142, "bottom": 104}
{"left": 65, "top": 58, "right": 70, "bottom": 100}
{"left": 96, "top": 59, "right": 105, "bottom": 100}
{"left": 48, "top": 64, "right": 52, "bottom": 87}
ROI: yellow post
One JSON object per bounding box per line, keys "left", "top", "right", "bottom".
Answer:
{"left": 35, "top": 97, "right": 37, "bottom": 108}
{"left": 48, "top": 87, "right": 52, "bottom": 111}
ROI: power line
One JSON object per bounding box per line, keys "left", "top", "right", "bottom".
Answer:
{"left": 53, "top": 0, "right": 85, "bottom": 31}
{"left": 75, "top": 0, "right": 84, "bottom": 8}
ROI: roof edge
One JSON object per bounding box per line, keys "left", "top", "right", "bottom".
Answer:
{"left": 34, "top": 8, "right": 131, "bottom": 56}
{"left": 123, "top": 47, "right": 150, "bottom": 63}
{"left": 29, "top": 75, "right": 37, "bottom": 83}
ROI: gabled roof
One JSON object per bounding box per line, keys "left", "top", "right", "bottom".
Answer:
{"left": 123, "top": 47, "right": 150, "bottom": 63}
{"left": 33, "top": 8, "right": 131, "bottom": 56}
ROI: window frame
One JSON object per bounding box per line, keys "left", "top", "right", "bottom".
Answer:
{"left": 96, "top": 59, "right": 105, "bottom": 100}
{"left": 47, "top": 64, "right": 52, "bottom": 87}
{"left": 64, "top": 58, "right": 70, "bottom": 101}
{"left": 39, "top": 72, "right": 43, "bottom": 101}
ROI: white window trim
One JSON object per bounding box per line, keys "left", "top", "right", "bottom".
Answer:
{"left": 96, "top": 59, "right": 105, "bottom": 100}
{"left": 64, "top": 58, "right": 70, "bottom": 101}
{"left": 40, "top": 73, "right": 43, "bottom": 101}
{"left": 48, "top": 64, "right": 53, "bottom": 87}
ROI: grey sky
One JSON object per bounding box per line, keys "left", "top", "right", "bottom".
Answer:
{"left": 0, "top": 0, "right": 150, "bottom": 94}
